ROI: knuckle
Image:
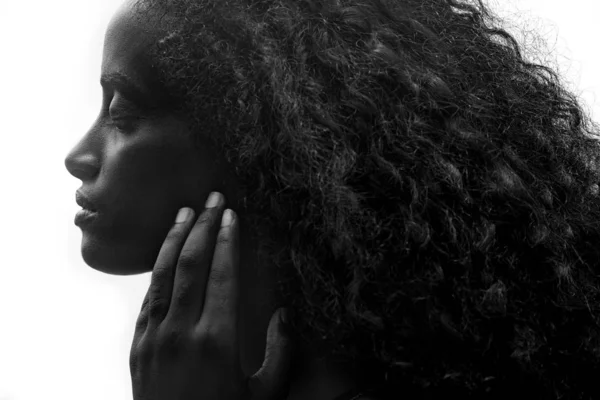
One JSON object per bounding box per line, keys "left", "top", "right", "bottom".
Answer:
{"left": 140, "top": 292, "right": 150, "bottom": 309}
{"left": 151, "top": 268, "right": 172, "bottom": 289}
{"left": 156, "top": 327, "right": 190, "bottom": 357}
{"left": 208, "top": 264, "right": 230, "bottom": 286}
{"left": 208, "top": 293, "right": 230, "bottom": 314}
{"left": 128, "top": 350, "right": 138, "bottom": 371}
{"left": 176, "top": 254, "right": 199, "bottom": 270}
{"left": 216, "top": 229, "right": 232, "bottom": 246}
{"left": 130, "top": 337, "right": 152, "bottom": 367}
{"left": 196, "top": 323, "right": 231, "bottom": 357}
{"left": 164, "top": 226, "right": 185, "bottom": 243}
{"left": 129, "top": 347, "right": 139, "bottom": 371}
{"left": 172, "top": 283, "right": 195, "bottom": 309}
{"left": 134, "top": 312, "right": 147, "bottom": 332}
{"left": 147, "top": 298, "right": 168, "bottom": 320}
{"left": 129, "top": 342, "right": 143, "bottom": 370}
{"left": 195, "top": 210, "right": 217, "bottom": 227}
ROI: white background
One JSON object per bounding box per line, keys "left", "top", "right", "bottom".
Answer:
{"left": 0, "top": 1, "right": 598, "bottom": 399}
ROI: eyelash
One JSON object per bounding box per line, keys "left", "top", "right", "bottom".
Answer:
{"left": 106, "top": 94, "right": 142, "bottom": 133}
{"left": 109, "top": 116, "right": 140, "bottom": 133}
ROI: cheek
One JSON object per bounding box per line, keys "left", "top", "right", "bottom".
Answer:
{"left": 81, "top": 121, "right": 221, "bottom": 275}
{"left": 103, "top": 140, "right": 189, "bottom": 228}
{"left": 83, "top": 138, "right": 198, "bottom": 274}
{"left": 117, "top": 139, "right": 197, "bottom": 220}
{"left": 110, "top": 138, "right": 191, "bottom": 187}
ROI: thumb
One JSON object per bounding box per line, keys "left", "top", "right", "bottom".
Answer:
{"left": 249, "top": 308, "right": 295, "bottom": 400}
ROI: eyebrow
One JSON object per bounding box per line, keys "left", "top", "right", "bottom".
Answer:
{"left": 100, "top": 72, "right": 157, "bottom": 108}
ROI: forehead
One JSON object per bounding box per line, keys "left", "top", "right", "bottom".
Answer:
{"left": 101, "top": 2, "right": 165, "bottom": 91}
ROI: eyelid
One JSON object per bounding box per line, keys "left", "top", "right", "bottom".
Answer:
{"left": 109, "top": 95, "right": 142, "bottom": 116}
{"left": 107, "top": 114, "right": 142, "bottom": 133}
{"left": 109, "top": 105, "right": 135, "bottom": 118}
{"left": 105, "top": 97, "right": 143, "bottom": 131}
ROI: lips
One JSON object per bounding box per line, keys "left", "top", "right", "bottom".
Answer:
{"left": 75, "top": 191, "right": 98, "bottom": 212}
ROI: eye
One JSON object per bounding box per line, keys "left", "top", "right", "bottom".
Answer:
{"left": 107, "top": 96, "right": 142, "bottom": 133}
{"left": 109, "top": 116, "right": 141, "bottom": 133}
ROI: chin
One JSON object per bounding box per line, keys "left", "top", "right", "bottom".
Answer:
{"left": 80, "top": 234, "right": 155, "bottom": 276}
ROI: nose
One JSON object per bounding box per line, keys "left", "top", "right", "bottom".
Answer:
{"left": 64, "top": 152, "right": 100, "bottom": 182}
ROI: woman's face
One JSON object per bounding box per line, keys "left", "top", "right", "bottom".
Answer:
{"left": 66, "top": 1, "right": 282, "bottom": 375}
{"left": 64, "top": 1, "right": 239, "bottom": 275}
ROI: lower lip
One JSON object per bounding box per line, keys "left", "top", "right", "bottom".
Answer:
{"left": 75, "top": 209, "right": 98, "bottom": 226}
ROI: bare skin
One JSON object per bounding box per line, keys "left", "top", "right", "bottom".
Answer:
{"left": 65, "top": 1, "right": 364, "bottom": 399}
{"left": 129, "top": 196, "right": 293, "bottom": 400}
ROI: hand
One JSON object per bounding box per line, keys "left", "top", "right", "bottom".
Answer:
{"left": 129, "top": 192, "right": 294, "bottom": 400}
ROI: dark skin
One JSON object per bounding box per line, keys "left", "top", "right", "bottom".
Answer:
{"left": 64, "top": 1, "right": 361, "bottom": 399}
{"left": 130, "top": 197, "right": 293, "bottom": 400}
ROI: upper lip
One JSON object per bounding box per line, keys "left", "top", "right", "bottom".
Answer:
{"left": 76, "top": 191, "right": 98, "bottom": 212}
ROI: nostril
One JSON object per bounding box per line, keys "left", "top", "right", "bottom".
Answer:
{"left": 68, "top": 165, "right": 97, "bottom": 181}
{"left": 65, "top": 155, "right": 100, "bottom": 181}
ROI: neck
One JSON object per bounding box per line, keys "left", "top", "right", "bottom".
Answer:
{"left": 287, "top": 349, "right": 357, "bottom": 400}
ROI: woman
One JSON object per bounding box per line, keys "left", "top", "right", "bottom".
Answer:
{"left": 64, "top": 0, "right": 600, "bottom": 398}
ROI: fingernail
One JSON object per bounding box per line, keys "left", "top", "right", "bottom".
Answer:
{"left": 279, "top": 308, "right": 294, "bottom": 335}
{"left": 221, "top": 209, "right": 234, "bottom": 227}
{"left": 280, "top": 308, "right": 289, "bottom": 324}
{"left": 281, "top": 307, "right": 294, "bottom": 326}
{"left": 205, "top": 192, "right": 223, "bottom": 208}
{"left": 175, "top": 207, "right": 192, "bottom": 223}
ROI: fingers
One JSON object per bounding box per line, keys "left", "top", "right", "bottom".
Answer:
{"left": 249, "top": 308, "right": 294, "bottom": 400}
{"left": 167, "top": 192, "right": 227, "bottom": 325}
{"left": 200, "top": 209, "right": 240, "bottom": 340}
{"left": 146, "top": 207, "right": 197, "bottom": 328}
{"left": 133, "top": 290, "right": 150, "bottom": 340}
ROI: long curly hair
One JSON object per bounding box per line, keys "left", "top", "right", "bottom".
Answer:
{"left": 135, "top": 0, "right": 600, "bottom": 397}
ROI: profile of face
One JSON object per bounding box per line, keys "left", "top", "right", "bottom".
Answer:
{"left": 64, "top": 2, "right": 243, "bottom": 276}
{"left": 65, "top": 0, "right": 280, "bottom": 375}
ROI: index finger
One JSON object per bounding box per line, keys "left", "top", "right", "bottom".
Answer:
{"left": 134, "top": 289, "right": 150, "bottom": 340}
{"left": 146, "top": 207, "right": 197, "bottom": 328}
